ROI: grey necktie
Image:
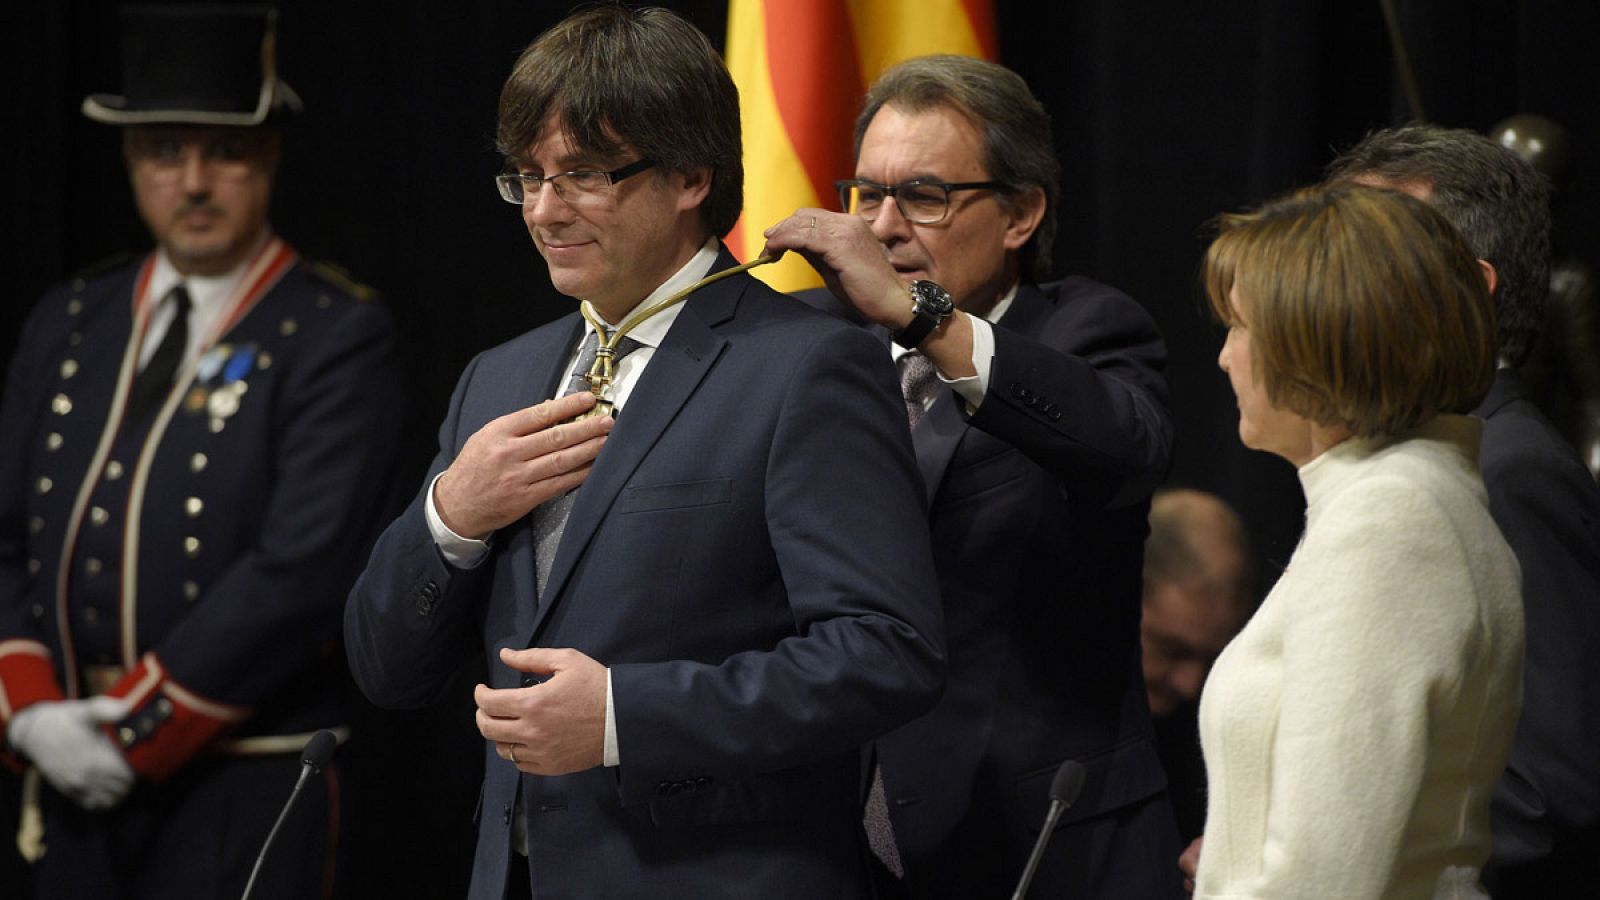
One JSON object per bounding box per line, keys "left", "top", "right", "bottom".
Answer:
{"left": 865, "top": 763, "right": 904, "bottom": 878}
{"left": 533, "top": 327, "right": 643, "bottom": 596}
{"left": 899, "top": 351, "right": 941, "bottom": 429}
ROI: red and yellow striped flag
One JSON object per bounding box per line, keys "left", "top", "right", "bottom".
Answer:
{"left": 725, "top": 0, "right": 996, "bottom": 291}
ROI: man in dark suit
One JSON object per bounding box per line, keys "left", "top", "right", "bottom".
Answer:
{"left": 1328, "top": 124, "right": 1600, "bottom": 899}
{"left": 0, "top": 6, "right": 402, "bottom": 897}
{"left": 764, "top": 55, "right": 1182, "bottom": 899}
{"left": 344, "top": 8, "right": 944, "bottom": 900}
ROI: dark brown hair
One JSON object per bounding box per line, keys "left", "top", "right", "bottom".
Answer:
{"left": 496, "top": 5, "right": 742, "bottom": 238}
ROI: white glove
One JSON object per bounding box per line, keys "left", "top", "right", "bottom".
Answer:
{"left": 7, "top": 696, "right": 135, "bottom": 810}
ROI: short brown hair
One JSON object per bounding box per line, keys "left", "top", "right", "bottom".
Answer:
{"left": 495, "top": 5, "right": 742, "bottom": 238}
{"left": 855, "top": 55, "right": 1059, "bottom": 282}
{"left": 1204, "top": 183, "right": 1495, "bottom": 438}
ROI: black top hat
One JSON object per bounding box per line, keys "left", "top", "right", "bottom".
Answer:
{"left": 82, "top": 4, "right": 302, "bottom": 126}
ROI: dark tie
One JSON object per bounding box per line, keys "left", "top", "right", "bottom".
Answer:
{"left": 899, "top": 352, "right": 941, "bottom": 429}
{"left": 533, "top": 327, "right": 645, "bottom": 595}
{"left": 127, "top": 284, "right": 192, "bottom": 424}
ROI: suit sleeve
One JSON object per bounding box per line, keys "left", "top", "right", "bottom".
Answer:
{"left": 969, "top": 283, "right": 1173, "bottom": 508}
{"left": 0, "top": 296, "right": 71, "bottom": 731}
{"left": 104, "top": 299, "right": 406, "bottom": 779}
{"left": 344, "top": 353, "right": 491, "bottom": 710}
{"left": 1483, "top": 444, "right": 1600, "bottom": 870}
{"left": 609, "top": 325, "right": 946, "bottom": 803}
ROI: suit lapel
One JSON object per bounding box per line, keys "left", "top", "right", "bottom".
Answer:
{"left": 528, "top": 255, "right": 741, "bottom": 639}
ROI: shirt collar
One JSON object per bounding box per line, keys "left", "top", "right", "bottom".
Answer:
{"left": 146, "top": 231, "right": 271, "bottom": 319}
{"left": 580, "top": 238, "right": 720, "bottom": 350}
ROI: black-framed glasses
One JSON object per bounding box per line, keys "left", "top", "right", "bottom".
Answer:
{"left": 496, "top": 159, "right": 656, "bottom": 207}
{"left": 836, "top": 177, "right": 1008, "bottom": 225}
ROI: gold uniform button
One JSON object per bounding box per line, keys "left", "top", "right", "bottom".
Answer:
{"left": 190, "top": 453, "right": 208, "bottom": 473}
{"left": 68, "top": 333, "right": 82, "bottom": 347}
{"left": 28, "top": 517, "right": 43, "bottom": 534}
{"left": 105, "top": 461, "right": 124, "bottom": 480}
{"left": 118, "top": 726, "right": 136, "bottom": 747}
{"left": 46, "top": 433, "right": 64, "bottom": 451}
{"left": 67, "top": 298, "right": 83, "bottom": 315}
{"left": 258, "top": 352, "right": 273, "bottom": 370}
{"left": 90, "top": 507, "right": 110, "bottom": 526}
{"left": 70, "top": 279, "right": 86, "bottom": 294}
{"left": 35, "top": 477, "right": 52, "bottom": 495}
{"left": 184, "top": 537, "right": 201, "bottom": 558}
{"left": 51, "top": 394, "right": 72, "bottom": 415}
{"left": 317, "top": 294, "right": 332, "bottom": 309}
{"left": 184, "top": 497, "right": 204, "bottom": 517}
{"left": 183, "top": 581, "right": 201, "bottom": 601}
{"left": 280, "top": 317, "right": 298, "bottom": 336}
{"left": 27, "top": 559, "right": 41, "bottom": 575}
{"left": 60, "top": 359, "right": 79, "bottom": 379}
{"left": 209, "top": 418, "right": 225, "bottom": 433}
{"left": 84, "top": 558, "right": 102, "bottom": 576}
{"left": 82, "top": 607, "right": 99, "bottom": 624}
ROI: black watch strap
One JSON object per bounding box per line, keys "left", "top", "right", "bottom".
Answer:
{"left": 891, "top": 280, "right": 954, "bottom": 350}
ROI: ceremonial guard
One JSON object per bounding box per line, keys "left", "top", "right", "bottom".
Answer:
{"left": 0, "top": 6, "right": 402, "bottom": 897}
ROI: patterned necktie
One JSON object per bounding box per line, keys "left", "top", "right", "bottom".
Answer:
{"left": 899, "top": 351, "right": 941, "bottom": 429}
{"left": 533, "top": 327, "right": 645, "bottom": 595}
{"left": 127, "top": 284, "right": 192, "bottom": 424}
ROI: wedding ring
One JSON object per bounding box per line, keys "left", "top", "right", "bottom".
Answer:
{"left": 508, "top": 744, "right": 519, "bottom": 764}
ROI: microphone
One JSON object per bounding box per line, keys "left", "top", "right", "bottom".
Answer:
{"left": 240, "top": 729, "right": 340, "bottom": 900}
{"left": 1010, "top": 760, "right": 1087, "bottom": 900}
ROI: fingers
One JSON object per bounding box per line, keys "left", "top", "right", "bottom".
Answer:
{"left": 500, "top": 646, "right": 570, "bottom": 672}
{"left": 512, "top": 391, "right": 603, "bottom": 436}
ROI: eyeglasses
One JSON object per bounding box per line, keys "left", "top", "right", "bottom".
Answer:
{"left": 836, "top": 178, "right": 1008, "bottom": 225}
{"left": 127, "top": 133, "right": 271, "bottom": 182}
{"left": 496, "top": 159, "right": 656, "bottom": 207}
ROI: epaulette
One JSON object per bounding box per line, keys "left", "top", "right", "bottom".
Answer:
{"left": 303, "top": 259, "right": 380, "bottom": 303}
{"left": 65, "top": 251, "right": 139, "bottom": 291}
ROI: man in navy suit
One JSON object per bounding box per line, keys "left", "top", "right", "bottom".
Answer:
{"left": 1329, "top": 124, "right": 1600, "bottom": 900}
{"left": 764, "top": 55, "right": 1182, "bottom": 898}
{"left": 344, "top": 8, "right": 944, "bottom": 900}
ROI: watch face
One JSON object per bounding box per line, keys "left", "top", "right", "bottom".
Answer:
{"left": 910, "top": 280, "right": 954, "bottom": 315}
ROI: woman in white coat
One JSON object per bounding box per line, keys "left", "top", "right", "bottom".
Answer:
{"left": 1185, "top": 183, "right": 1524, "bottom": 899}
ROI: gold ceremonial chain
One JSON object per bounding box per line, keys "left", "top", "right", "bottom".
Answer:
{"left": 572, "top": 252, "right": 783, "bottom": 420}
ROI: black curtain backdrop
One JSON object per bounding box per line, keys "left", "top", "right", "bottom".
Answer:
{"left": 4, "top": 1, "right": 1597, "bottom": 896}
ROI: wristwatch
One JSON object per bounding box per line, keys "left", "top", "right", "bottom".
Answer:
{"left": 891, "top": 280, "right": 955, "bottom": 349}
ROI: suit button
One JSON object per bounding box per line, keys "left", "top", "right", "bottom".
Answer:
{"left": 422, "top": 581, "right": 441, "bottom": 600}
{"left": 1010, "top": 382, "right": 1024, "bottom": 397}
{"left": 502, "top": 804, "right": 512, "bottom": 825}
{"left": 415, "top": 597, "right": 435, "bottom": 616}
{"left": 656, "top": 781, "right": 673, "bottom": 797}
{"left": 1048, "top": 409, "right": 1062, "bottom": 421}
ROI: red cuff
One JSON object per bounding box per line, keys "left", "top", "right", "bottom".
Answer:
{"left": 0, "top": 640, "right": 65, "bottom": 725}
{"left": 101, "top": 653, "right": 250, "bottom": 782}
{"left": 0, "top": 640, "right": 65, "bottom": 773}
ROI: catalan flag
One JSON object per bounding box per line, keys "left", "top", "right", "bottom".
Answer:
{"left": 726, "top": 0, "right": 997, "bottom": 291}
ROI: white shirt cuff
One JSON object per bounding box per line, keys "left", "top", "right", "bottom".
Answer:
{"left": 604, "top": 669, "right": 619, "bottom": 766}
{"left": 948, "top": 312, "right": 995, "bottom": 411}
{"left": 424, "top": 471, "right": 492, "bottom": 569}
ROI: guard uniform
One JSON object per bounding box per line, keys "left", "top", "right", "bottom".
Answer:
{"left": 0, "top": 237, "right": 403, "bottom": 897}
